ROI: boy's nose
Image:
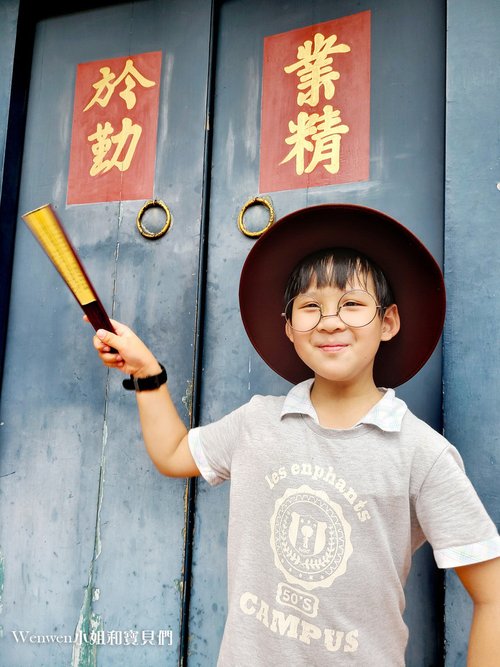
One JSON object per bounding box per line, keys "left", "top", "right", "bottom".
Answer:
{"left": 316, "top": 312, "right": 346, "bottom": 331}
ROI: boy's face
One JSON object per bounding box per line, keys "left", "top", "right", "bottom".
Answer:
{"left": 284, "top": 273, "right": 400, "bottom": 389}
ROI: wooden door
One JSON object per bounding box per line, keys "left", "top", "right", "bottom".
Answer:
{"left": 0, "top": 2, "right": 212, "bottom": 665}
{"left": 189, "top": 1, "right": 446, "bottom": 665}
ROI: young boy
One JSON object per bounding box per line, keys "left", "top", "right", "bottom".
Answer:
{"left": 90, "top": 204, "right": 500, "bottom": 666}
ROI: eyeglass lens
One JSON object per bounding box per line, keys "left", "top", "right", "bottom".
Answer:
{"left": 286, "top": 290, "right": 379, "bottom": 331}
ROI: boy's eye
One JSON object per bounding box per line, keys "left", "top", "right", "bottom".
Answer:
{"left": 341, "top": 300, "right": 363, "bottom": 308}
{"left": 339, "top": 291, "right": 374, "bottom": 309}
{"left": 299, "top": 302, "right": 321, "bottom": 310}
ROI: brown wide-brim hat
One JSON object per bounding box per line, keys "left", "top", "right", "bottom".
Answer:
{"left": 239, "top": 203, "right": 446, "bottom": 388}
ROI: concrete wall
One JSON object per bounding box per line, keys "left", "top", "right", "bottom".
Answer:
{"left": 0, "top": 0, "right": 19, "bottom": 185}
{"left": 0, "top": 0, "right": 23, "bottom": 386}
{"left": 0, "top": 0, "right": 19, "bottom": 643}
{"left": 443, "top": 0, "right": 500, "bottom": 663}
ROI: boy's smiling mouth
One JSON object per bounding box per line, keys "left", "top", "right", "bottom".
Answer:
{"left": 317, "top": 342, "right": 349, "bottom": 352}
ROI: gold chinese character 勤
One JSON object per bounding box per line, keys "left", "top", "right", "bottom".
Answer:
{"left": 87, "top": 117, "right": 143, "bottom": 176}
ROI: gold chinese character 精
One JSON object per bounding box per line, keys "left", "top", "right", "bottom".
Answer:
{"left": 281, "top": 105, "right": 349, "bottom": 175}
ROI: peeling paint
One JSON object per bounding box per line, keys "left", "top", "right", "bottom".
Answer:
{"left": 71, "top": 405, "right": 109, "bottom": 666}
{"left": 173, "top": 578, "right": 184, "bottom": 597}
{"left": 0, "top": 548, "right": 4, "bottom": 639}
{"left": 94, "top": 422, "right": 108, "bottom": 561}
{"left": 71, "top": 577, "right": 102, "bottom": 667}
{"left": 183, "top": 478, "right": 190, "bottom": 522}
{"left": 182, "top": 380, "right": 194, "bottom": 418}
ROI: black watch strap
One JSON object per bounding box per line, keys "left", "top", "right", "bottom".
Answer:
{"left": 122, "top": 363, "right": 167, "bottom": 391}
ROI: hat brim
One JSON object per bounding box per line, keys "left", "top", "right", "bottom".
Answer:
{"left": 239, "top": 204, "right": 446, "bottom": 388}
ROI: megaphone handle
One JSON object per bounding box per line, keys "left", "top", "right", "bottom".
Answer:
{"left": 82, "top": 300, "right": 118, "bottom": 354}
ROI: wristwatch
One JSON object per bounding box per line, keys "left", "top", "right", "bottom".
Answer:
{"left": 122, "top": 363, "right": 167, "bottom": 391}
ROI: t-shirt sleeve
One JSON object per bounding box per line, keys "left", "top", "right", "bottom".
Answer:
{"left": 187, "top": 402, "right": 247, "bottom": 486}
{"left": 416, "top": 444, "right": 500, "bottom": 568}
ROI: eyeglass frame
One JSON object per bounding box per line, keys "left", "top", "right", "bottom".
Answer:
{"left": 281, "top": 289, "right": 387, "bottom": 332}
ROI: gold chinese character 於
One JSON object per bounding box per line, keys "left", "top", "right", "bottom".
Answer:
{"left": 84, "top": 58, "right": 156, "bottom": 112}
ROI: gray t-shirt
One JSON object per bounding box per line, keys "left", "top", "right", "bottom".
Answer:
{"left": 188, "top": 384, "right": 500, "bottom": 666}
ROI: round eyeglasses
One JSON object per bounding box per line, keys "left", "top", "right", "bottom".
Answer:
{"left": 282, "top": 289, "right": 384, "bottom": 332}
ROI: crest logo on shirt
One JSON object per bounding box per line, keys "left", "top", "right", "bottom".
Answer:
{"left": 270, "top": 485, "right": 353, "bottom": 591}
{"left": 289, "top": 512, "right": 327, "bottom": 556}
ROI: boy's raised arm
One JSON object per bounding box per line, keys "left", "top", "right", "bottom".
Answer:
{"left": 89, "top": 318, "right": 200, "bottom": 479}
{"left": 455, "top": 556, "right": 500, "bottom": 667}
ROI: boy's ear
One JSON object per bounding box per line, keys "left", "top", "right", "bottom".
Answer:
{"left": 381, "top": 304, "right": 400, "bottom": 341}
{"left": 285, "top": 319, "right": 295, "bottom": 343}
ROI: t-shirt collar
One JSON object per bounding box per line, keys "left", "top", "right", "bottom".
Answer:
{"left": 280, "top": 378, "right": 407, "bottom": 432}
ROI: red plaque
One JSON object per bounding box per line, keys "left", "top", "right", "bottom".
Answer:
{"left": 67, "top": 51, "right": 162, "bottom": 205}
{"left": 260, "top": 11, "right": 370, "bottom": 193}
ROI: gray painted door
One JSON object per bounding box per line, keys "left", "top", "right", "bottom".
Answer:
{"left": 0, "top": 1, "right": 446, "bottom": 666}
{"left": 0, "top": 2, "right": 211, "bottom": 666}
{"left": 189, "top": 1, "right": 445, "bottom": 666}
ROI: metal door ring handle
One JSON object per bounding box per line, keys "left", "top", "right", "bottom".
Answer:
{"left": 136, "top": 199, "right": 172, "bottom": 239}
{"left": 237, "top": 196, "right": 275, "bottom": 238}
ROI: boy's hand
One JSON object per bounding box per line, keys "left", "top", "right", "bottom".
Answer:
{"left": 84, "top": 316, "right": 161, "bottom": 378}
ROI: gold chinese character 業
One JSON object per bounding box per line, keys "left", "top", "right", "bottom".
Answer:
{"left": 284, "top": 33, "right": 351, "bottom": 107}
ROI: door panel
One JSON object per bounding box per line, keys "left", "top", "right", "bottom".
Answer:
{"left": 0, "top": 2, "right": 211, "bottom": 666}
{"left": 189, "top": 1, "right": 445, "bottom": 665}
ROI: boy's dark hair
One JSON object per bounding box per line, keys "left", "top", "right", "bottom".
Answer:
{"left": 283, "top": 247, "right": 395, "bottom": 319}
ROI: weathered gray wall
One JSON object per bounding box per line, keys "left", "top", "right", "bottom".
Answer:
{"left": 0, "top": 0, "right": 21, "bottom": 293}
{"left": 0, "top": 0, "right": 19, "bottom": 634}
{"left": 0, "top": 0, "right": 19, "bottom": 184}
{"left": 443, "top": 0, "right": 500, "bottom": 664}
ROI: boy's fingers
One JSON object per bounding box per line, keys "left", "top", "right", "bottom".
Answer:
{"left": 84, "top": 315, "right": 128, "bottom": 337}
{"left": 108, "top": 318, "right": 129, "bottom": 335}
{"left": 100, "top": 351, "right": 123, "bottom": 365}
{"left": 96, "top": 328, "right": 121, "bottom": 349}
{"left": 93, "top": 336, "right": 112, "bottom": 354}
